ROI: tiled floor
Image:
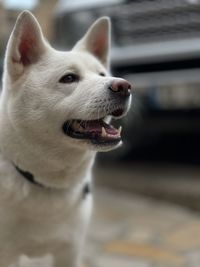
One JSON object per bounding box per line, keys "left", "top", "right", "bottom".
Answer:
{"left": 84, "top": 188, "right": 200, "bottom": 267}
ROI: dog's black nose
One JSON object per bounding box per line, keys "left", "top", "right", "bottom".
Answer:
{"left": 108, "top": 79, "right": 132, "bottom": 98}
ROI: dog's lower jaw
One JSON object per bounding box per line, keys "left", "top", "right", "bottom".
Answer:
{"left": 91, "top": 139, "right": 123, "bottom": 152}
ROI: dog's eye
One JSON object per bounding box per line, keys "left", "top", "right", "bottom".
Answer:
{"left": 99, "top": 72, "right": 106, "bottom": 77}
{"left": 59, "top": 74, "right": 79, "bottom": 83}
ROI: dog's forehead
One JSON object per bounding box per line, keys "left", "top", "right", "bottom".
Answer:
{"left": 45, "top": 49, "right": 107, "bottom": 73}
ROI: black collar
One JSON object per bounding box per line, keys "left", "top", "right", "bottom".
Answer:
{"left": 15, "top": 165, "right": 91, "bottom": 196}
{"left": 15, "top": 165, "right": 44, "bottom": 187}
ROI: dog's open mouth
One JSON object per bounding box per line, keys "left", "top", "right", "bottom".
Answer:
{"left": 63, "top": 114, "right": 123, "bottom": 146}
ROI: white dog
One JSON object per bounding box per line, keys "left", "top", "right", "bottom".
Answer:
{"left": 0, "top": 11, "right": 132, "bottom": 267}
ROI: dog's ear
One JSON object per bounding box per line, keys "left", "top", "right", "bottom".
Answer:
{"left": 5, "top": 11, "right": 47, "bottom": 81}
{"left": 73, "top": 17, "right": 111, "bottom": 69}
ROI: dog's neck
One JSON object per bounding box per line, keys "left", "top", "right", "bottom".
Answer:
{"left": 15, "top": 164, "right": 92, "bottom": 198}
{"left": 15, "top": 148, "right": 96, "bottom": 189}
{"left": 14, "top": 149, "right": 95, "bottom": 193}
{"left": 0, "top": 129, "right": 96, "bottom": 189}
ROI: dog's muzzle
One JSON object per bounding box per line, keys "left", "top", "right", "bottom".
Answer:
{"left": 63, "top": 79, "right": 132, "bottom": 147}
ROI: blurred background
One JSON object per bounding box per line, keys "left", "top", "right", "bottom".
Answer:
{"left": 1, "top": 0, "right": 200, "bottom": 266}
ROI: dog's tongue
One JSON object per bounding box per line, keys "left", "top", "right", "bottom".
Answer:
{"left": 64, "top": 119, "right": 122, "bottom": 142}
{"left": 84, "top": 120, "right": 117, "bottom": 135}
{"left": 73, "top": 119, "right": 121, "bottom": 136}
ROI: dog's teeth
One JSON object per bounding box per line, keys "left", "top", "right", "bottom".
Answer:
{"left": 73, "top": 121, "right": 78, "bottom": 127}
{"left": 73, "top": 121, "right": 83, "bottom": 132}
{"left": 73, "top": 122, "right": 79, "bottom": 130}
{"left": 101, "top": 127, "right": 107, "bottom": 137}
{"left": 118, "top": 126, "right": 122, "bottom": 135}
{"left": 78, "top": 124, "right": 84, "bottom": 132}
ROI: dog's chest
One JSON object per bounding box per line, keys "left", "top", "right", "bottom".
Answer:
{"left": 0, "top": 171, "right": 92, "bottom": 263}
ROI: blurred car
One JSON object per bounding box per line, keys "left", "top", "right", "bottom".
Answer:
{"left": 54, "top": 0, "right": 200, "bottom": 163}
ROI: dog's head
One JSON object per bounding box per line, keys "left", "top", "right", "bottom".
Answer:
{"left": 1, "top": 11, "right": 132, "bottom": 164}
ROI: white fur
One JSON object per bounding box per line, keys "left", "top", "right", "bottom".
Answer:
{"left": 0, "top": 11, "right": 131, "bottom": 267}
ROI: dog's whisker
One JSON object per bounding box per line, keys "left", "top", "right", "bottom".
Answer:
{"left": 97, "top": 108, "right": 101, "bottom": 121}
{"left": 103, "top": 106, "right": 107, "bottom": 118}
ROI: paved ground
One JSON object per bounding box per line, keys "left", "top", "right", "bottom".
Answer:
{"left": 95, "top": 163, "right": 200, "bottom": 210}
{"left": 83, "top": 187, "right": 200, "bottom": 267}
